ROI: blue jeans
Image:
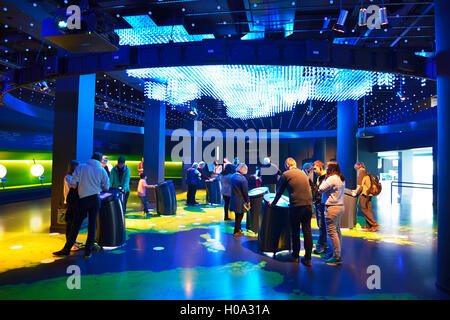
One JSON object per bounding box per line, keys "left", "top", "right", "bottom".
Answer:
{"left": 139, "top": 196, "right": 149, "bottom": 214}
{"left": 325, "top": 205, "right": 344, "bottom": 258}
{"left": 314, "top": 202, "right": 328, "bottom": 250}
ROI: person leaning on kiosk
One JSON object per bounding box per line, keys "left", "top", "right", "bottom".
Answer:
{"left": 312, "top": 160, "right": 329, "bottom": 254}
{"left": 352, "top": 162, "right": 380, "bottom": 232}
{"left": 318, "top": 161, "right": 345, "bottom": 266}
{"left": 230, "top": 163, "right": 250, "bottom": 238}
{"left": 256, "top": 157, "right": 282, "bottom": 193}
{"left": 220, "top": 163, "right": 235, "bottom": 221}
{"left": 269, "top": 157, "right": 314, "bottom": 267}
{"left": 53, "top": 152, "right": 109, "bottom": 259}
{"left": 110, "top": 156, "right": 131, "bottom": 213}
{"left": 186, "top": 162, "right": 201, "bottom": 205}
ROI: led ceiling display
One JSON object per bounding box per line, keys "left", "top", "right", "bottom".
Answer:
{"left": 115, "top": 15, "right": 215, "bottom": 45}
{"left": 127, "top": 65, "right": 395, "bottom": 119}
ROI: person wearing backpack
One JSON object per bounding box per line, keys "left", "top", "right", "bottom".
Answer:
{"left": 352, "top": 162, "right": 380, "bottom": 232}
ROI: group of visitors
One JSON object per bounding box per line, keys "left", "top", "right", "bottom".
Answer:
{"left": 185, "top": 156, "right": 380, "bottom": 267}
{"left": 54, "top": 153, "right": 135, "bottom": 259}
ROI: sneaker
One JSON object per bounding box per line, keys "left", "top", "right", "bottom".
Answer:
{"left": 325, "top": 256, "right": 343, "bottom": 266}
{"left": 369, "top": 225, "right": 380, "bottom": 232}
{"left": 233, "top": 230, "right": 244, "bottom": 238}
{"left": 224, "top": 217, "right": 232, "bottom": 221}
{"left": 301, "top": 257, "right": 312, "bottom": 267}
{"left": 313, "top": 247, "right": 327, "bottom": 255}
{"left": 53, "top": 249, "right": 70, "bottom": 257}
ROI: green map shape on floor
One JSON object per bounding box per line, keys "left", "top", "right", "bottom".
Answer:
{"left": 0, "top": 260, "right": 418, "bottom": 300}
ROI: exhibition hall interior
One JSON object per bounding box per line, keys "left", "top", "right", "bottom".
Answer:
{"left": 0, "top": 0, "right": 449, "bottom": 301}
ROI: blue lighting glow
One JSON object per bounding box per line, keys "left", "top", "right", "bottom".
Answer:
{"left": 115, "top": 15, "right": 214, "bottom": 45}
{"left": 127, "top": 65, "right": 396, "bottom": 119}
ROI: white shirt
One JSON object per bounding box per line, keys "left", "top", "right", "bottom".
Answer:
{"left": 319, "top": 175, "right": 345, "bottom": 206}
{"left": 63, "top": 174, "right": 72, "bottom": 204}
{"left": 71, "top": 159, "right": 109, "bottom": 199}
{"left": 137, "top": 178, "right": 148, "bottom": 197}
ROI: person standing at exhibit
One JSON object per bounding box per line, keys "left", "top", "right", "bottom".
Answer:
{"left": 220, "top": 163, "right": 235, "bottom": 221}
{"left": 53, "top": 152, "right": 109, "bottom": 259}
{"left": 110, "top": 156, "right": 131, "bottom": 213}
{"left": 313, "top": 160, "right": 329, "bottom": 255}
{"left": 230, "top": 163, "right": 250, "bottom": 237}
{"left": 269, "top": 157, "right": 314, "bottom": 267}
{"left": 352, "top": 162, "right": 380, "bottom": 232}
{"left": 63, "top": 160, "right": 80, "bottom": 247}
{"left": 318, "top": 161, "right": 345, "bottom": 266}
{"left": 211, "top": 160, "right": 222, "bottom": 178}
{"left": 138, "top": 157, "right": 144, "bottom": 175}
{"left": 256, "top": 157, "right": 282, "bottom": 193}
{"left": 186, "top": 162, "right": 201, "bottom": 205}
{"left": 101, "top": 156, "right": 110, "bottom": 176}
{"left": 137, "top": 172, "right": 154, "bottom": 216}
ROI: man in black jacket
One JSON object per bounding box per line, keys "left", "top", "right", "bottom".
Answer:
{"left": 269, "top": 157, "right": 314, "bottom": 267}
{"left": 230, "top": 163, "right": 250, "bottom": 238}
{"left": 313, "top": 160, "right": 329, "bottom": 254}
{"left": 186, "top": 163, "right": 201, "bottom": 205}
{"left": 256, "top": 157, "right": 282, "bottom": 193}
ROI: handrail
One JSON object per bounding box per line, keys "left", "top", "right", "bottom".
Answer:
{"left": 390, "top": 180, "right": 433, "bottom": 203}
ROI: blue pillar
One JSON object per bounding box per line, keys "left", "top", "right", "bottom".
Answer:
{"left": 143, "top": 99, "right": 166, "bottom": 204}
{"left": 337, "top": 100, "right": 358, "bottom": 189}
{"left": 435, "top": 0, "right": 450, "bottom": 294}
{"left": 50, "top": 74, "right": 96, "bottom": 232}
{"left": 313, "top": 137, "right": 326, "bottom": 163}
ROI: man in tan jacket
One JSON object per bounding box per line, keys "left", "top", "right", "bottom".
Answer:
{"left": 352, "top": 162, "right": 380, "bottom": 232}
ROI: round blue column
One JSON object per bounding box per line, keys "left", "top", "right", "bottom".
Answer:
{"left": 337, "top": 100, "right": 358, "bottom": 189}
{"left": 435, "top": 0, "right": 450, "bottom": 294}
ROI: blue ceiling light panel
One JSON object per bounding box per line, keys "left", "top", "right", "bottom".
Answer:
{"left": 115, "top": 15, "right": 214, "bottom": 45}
{"left": 127, "top": 65, "right": 396, "bottom": 120}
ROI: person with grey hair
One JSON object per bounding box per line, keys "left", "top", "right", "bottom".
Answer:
{"left": 256, "top": 157, "right": 281, "bottom": 193}
{"left": 186, "top": 162, "right": 201, "bottom": 205}
{"left": 230, "top": 163, "right": 250, "bottom": 237}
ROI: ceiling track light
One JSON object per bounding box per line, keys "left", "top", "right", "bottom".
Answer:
{"left": 332, "top": 9, "right": 348, "bottom": 33}
{"left": 358, "top": 8, "right": 367, "bottom": 26}
{"left": 379, "top": 7, "right": 389, "bottom": 26}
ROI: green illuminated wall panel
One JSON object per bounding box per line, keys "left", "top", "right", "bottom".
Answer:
{"left": 0, "top": 149, "right": 182, "bottom": 191}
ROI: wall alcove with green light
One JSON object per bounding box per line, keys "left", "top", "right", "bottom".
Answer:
{"left": 0, "top": 149, "right": 183, "bottom": 192}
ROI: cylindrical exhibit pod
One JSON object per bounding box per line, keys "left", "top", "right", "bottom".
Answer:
{"left": 258, "top": 193, "right": 292, "bottom": 253}
{"left": 247, "top": 187, "right": 269, "bottom": 233}
{"left": 206, "top": 178, "right": 222, "bottom": 205}
{"left": 155, "top": 180, "right": 177, "bottom": 215}
{"left": 96, "top": 190, "right": 126, "bottom": 247}
{"left": 342, "top": 188, "right": 357, "bottom": 228}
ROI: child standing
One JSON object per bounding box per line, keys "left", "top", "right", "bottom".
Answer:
{"left": 137, "top": 173, "right": 154, "bottom": 216}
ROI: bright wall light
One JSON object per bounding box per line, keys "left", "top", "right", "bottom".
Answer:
{"left": 0, "top": 164, "right": 6, "bottom": 178}
{"left": 31, "top": 164, "right": 44, "bottom": 177}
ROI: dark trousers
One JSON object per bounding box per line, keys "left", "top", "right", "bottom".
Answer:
{"left": 360, "top": 195, "right": 379, "bottom": 228}
{"left": 139, "top": 195, "right": 149, "bottom": 214}
{"left": 63, "top": 194, "right": 100, "bottom": 253}
{"left": 187, "top": 184, "right": 198, "bottom": 205}
{"left": 314, "top": 202, "right": 328, "bottom": 250}
{"left": 64, "top": 202, "right": 78, "bottom": 242}
{"left": 122, "top": 191, "right": 130, "bottom": 213}
{"left": 234, "top": 212, "right": 244, "bottom": 234}
{"left": 289, "top": 205, "right": 313, "bottom": 259}
{"left": 223, "top": 195, "right": 230, "bottom": 219}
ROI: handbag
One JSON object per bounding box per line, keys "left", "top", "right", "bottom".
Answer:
{"left": 57, "top": 205, "right": 68, "bottom": 224}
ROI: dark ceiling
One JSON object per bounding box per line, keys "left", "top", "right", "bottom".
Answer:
{"left": 0, "top": 0, "right": 438, "bottom": 133}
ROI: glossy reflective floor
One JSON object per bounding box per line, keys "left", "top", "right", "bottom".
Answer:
{"left": 0, "top": 183, "right": 449, "bottom": 300}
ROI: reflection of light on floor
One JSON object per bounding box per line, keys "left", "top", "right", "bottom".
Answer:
{"left": 40, "top": 259, "right": 55, "bottom": 264}
{"left": 183, "top": 269, "right": 194, "bottom": 299}
{"left": 159, "top": 230, "right": 168, "bottom": 233}
{"left": 49, "top": 232, "right": 60, "bottom": 236}
{"left": 10, "top": 245, "right": 22, "bottom": 249}
{"left": 30, "top": 215, "right": 43, "bottom": 232}
{"left": 153, "top": 246, "right": 164, "bottom": 251}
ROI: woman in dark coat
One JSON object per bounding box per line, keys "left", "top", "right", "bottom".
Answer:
{"left": 230, "top": 163, "right": 249, "bottom": 237}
